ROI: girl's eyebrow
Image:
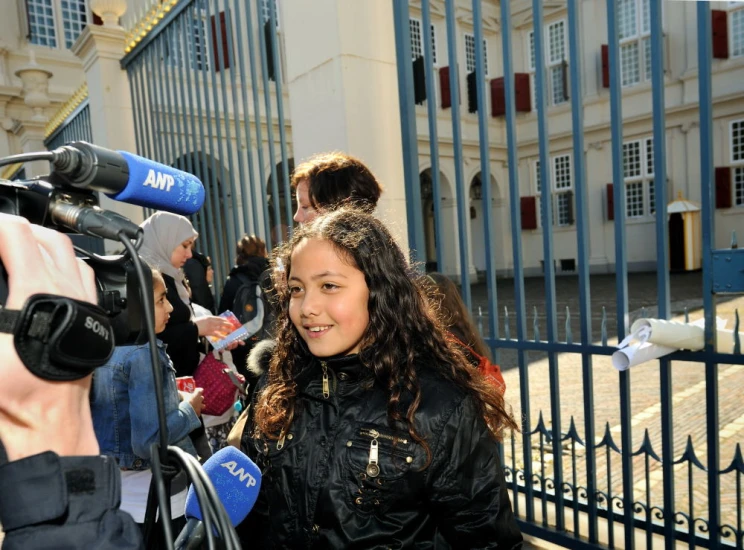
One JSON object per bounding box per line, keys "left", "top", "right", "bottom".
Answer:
{"left": 288, "top": 270, "right": 347, "bottom": 282}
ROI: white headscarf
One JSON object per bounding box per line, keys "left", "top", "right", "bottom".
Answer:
{"left": 139, "top": 212, "right": 198, "bottom": 304}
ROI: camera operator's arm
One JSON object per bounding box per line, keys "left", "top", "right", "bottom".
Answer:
{"left": 0, "top": 213, "right": 143, "bottom": 549}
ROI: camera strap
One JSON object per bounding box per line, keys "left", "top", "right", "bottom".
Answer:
{"left": 0, "top": 294, "right": 114, "bottom": 381}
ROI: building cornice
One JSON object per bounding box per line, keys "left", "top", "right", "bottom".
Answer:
{"left": 44, "top": 83, "right": 88, "bottom": 138}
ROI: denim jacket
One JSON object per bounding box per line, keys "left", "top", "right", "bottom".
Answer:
{"left": 91, "top": 340, "right": 201, "bottom": 470}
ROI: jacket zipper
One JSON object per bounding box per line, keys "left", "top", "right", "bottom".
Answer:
{"left": 321, "top": 361, "right": 330, "bottom": 398}
{"left": 276, "top": 430, "right": 286, "bottom": 451}
{"left": 359, "top": 428, "right": 408, "bottom": 445}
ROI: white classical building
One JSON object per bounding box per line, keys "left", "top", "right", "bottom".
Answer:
{"left": 1, "top": 0, "right": 743, "bottom": 278}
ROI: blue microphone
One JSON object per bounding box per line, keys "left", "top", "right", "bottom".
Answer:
{"left": 49, "top": 141, "right": 205, "bottom": 215}
{"left": 175, "top": 446, "right": 262, "bottom": 550}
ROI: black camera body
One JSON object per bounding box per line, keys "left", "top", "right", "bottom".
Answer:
{"left": 0, "top": 176, "right": 150, "bottom": 346}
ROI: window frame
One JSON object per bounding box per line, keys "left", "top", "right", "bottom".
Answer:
{"left": 731, "top": 118, "right": 744, "bottom": 207}
{"left": 527, "top": 18, "right": 568, "bottom": 110}
{"left": 730, "top": 2, "right": 744, "bottom": 59}
{"left": 409, "top": 18, "right": 437, "bottom": 66}
{"left": 261, "top": 0, "right": 280, "bottom": 30}
{"left": 533, "top": 154, "right": 574, "bottom": 228}
{"left": 622, "top": 137, "right": 656, "bottom": 218}
{"left": 617, "top": 0, "right": 660, "bottom": 88}
{"left": 464, "top": 32, "right": 488, "bottom": 76}
{"left": 27, "top": 0, "right": 90, "bottom": 50}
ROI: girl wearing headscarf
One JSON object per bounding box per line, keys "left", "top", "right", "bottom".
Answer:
{"left": 139, "top": 212, "right": 232, "bottom": 377}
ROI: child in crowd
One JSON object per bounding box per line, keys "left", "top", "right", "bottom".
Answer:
{"left": 424, "top": 272, "right": 506, "bottom": 392}
{"left": 90, "top": 268, "right": 204, "bottom": 545}
{"left": 238, "top": 208, "right": 522, "bottom": 548}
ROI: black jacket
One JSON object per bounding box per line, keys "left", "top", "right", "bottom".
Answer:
{"left": 217, "top": 256, "right": 270, "bottom": 316}
{"left": 0, "top": 448, "right": 144, "bottom": 549}
{"left": 239, "top": 345, "right": 523, "bottom": 549}
{"left": 218, "top": 257, "right": 270, "bottom": 377}
{"left": 158, "top": 274, "right": 200, "bottom": 377}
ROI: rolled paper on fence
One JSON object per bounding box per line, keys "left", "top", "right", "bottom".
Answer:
{"left": 613, "top": 317, "right": 741, "bottom": 370}
{"left": 628, "top": 318, "right": 706, "bottom": 350}
{"left": 629, "top": 317, "right": 739, "bottom": 352}
{"left": 612, "top": 341, "right": 677, "bottom": 371}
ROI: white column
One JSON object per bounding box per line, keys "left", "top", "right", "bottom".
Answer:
{"left": 281, "top": 0, "right": 409, "bottom": 249}
{"left": 72, "top": 23, "right": 144, "bottom": 236}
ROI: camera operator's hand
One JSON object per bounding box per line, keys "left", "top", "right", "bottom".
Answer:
{"left": 0, "top": 213, "right": 100, "bottom": 462}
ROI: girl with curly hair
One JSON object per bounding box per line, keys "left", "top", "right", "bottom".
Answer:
{"left": 238, "top": 208, "right": 522, "bottom": 549}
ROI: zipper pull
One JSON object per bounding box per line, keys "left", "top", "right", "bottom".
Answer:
{"left": 276, "top": 430, "right": 286, "bottom": 451}
{"left": 366, "top": 438, "right": 380, "bottom": 478}
{"left": 321, "top": 361, "right": 330, "bottom": 398}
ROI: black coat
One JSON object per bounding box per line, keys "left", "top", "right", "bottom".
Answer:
{"left": 217, "top": 256, "right": 270, "bottom": 316}
{"left": 158, "top": 274, "right": 200, "bottom": 377}
{"left": 239, "top": 349, "right": 523, "bottom": 549}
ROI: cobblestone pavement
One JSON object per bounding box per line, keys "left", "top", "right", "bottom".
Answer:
{"left": 465, "top": 270, "right": 744, "bottom": 543}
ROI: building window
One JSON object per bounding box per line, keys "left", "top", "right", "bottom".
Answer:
{"left": 27, "top": 0, "right": 89, "bottom": 50}
{"left": 733, "top": 119, "right": 744, "bottom": 206}
{"left": 165, "top": 9, "right": 210, "bottom": 71}
{"left": 732, "top": 2, "right": 744, "bottom": 58}
{"left": 618, "top": 0, "right": 654, "bottom": 87}
{"left": 528, "top": 19, "right": 568, "bottom": 109}
{"left": 623, "top": 137, "right": 656, "bottom": 217}
{"left": 261, "top": 0, "right": 279, "bottom": 28}
{"left": 464, "top": 33, "right": 487, "bottom": 75}
{"left": 410, "top": 18, "right": 437, "bottom": 65}
{"left": 534, "top": 154, "right": 574, "bottom": 227}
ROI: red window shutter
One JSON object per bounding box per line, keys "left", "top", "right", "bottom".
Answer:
{"left": 712, "top": 10, "right": 729, "bottom": 59}
{"left": 439, "top": 66, "right": 451, "bottom": 109}
{"left": 490, "top": 77, "right": 505, "bottom": 117}
{"left": 716, "top": 166, "right": 732, "bottom": 209}
{"left": 520, "top": 196, "right": 538, "bottom": 230}
{"left": 606, "top": 183, "right": 614, "bottom": 221}
{"left": 514, "top": 73, "right": 531, "bottom": 112}
{"left": 210, "top": 11, "right": 231, "bottom": 71}
{"left": 601, "top": 45, "right": 610, "bottom": 88}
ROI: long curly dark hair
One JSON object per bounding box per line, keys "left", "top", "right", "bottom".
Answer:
{"left": 254, "top": 208, "right": 517, "bottom": 464}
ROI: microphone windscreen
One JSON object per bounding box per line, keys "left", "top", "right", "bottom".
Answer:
{"left": 184, "top": 446, "right": 262, "bottom": 527}
{"left": 108, "top": 151, "right": 206, "bottom": 215}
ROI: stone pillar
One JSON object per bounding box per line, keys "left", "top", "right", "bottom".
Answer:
{"left": 281, "top": 0, "right": 409, "bottom": 249}
{"left": 13, "top": 120, "right": 48, "bottom": 178}
{"left": 72, "top": 18, "right": 144, "bottom": 233}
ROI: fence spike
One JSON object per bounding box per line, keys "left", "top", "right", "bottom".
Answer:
{"left": 720, "top": 443, "right": 744, "bottom": 474}
{"left": 601, "top": 306, "right": 607, "bottom": 346}
{"left": 673, "top": 435, "right": 707, "bottom": 471}
{"left": 533, "top": 305, "right": 540, "bottom": 342}
{"left": 477, "top": 306, "right": 484, "bottom": 337}
{"left": 504, "top": 306, "right": 511, "bottom": 340}
{"left": 641, "top": 306, "right": 647, "bottom": 319}
{"left": 565, "top": 305, "right": 572, "bottom": 344}
{"left": 732, "top": 230, "right": 739, "bottom": 249}
{"left": 734, "top": 310, "right": 740, "bottom": 355}
{"left": 632, "top": 428, "right": 662, "bottom": 462}
{"left": 684, "top": 306, "right": 689, "bottom": 324}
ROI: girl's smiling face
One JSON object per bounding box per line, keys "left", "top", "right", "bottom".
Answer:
{"left": 287, "top": 238, "right": 369, "bottom": 357}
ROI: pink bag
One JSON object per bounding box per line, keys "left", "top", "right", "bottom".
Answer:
{"left": 193, "top": 352, "right": 245, "bottom": 416}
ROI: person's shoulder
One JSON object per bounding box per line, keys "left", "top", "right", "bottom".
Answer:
{"left": 415, "top": 364, "right": 471, "bottom": 413}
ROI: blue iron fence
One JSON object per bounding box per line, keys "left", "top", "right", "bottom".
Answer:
{"left": 121, "top": 0, "right": 292, "bottom": 299}
{"left": 394, "top": 1, "right": 744, "bottom": 548}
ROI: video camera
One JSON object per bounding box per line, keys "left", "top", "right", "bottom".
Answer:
{"left": 0, "top": 141, "right": 205, "bottom": 345}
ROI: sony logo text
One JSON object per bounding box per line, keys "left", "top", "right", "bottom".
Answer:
{"left": 143, "top": 169, "right": 175, "bottom": 191}
{"left": 221, "top": 461, "right": 257, "bottom": 488}
{"left": 84, "top": 316, "right": 110, "bottom": 341}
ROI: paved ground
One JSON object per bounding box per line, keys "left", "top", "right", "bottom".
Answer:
{"left": 463, "top": 270, "right": 744, "bottom": 544}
